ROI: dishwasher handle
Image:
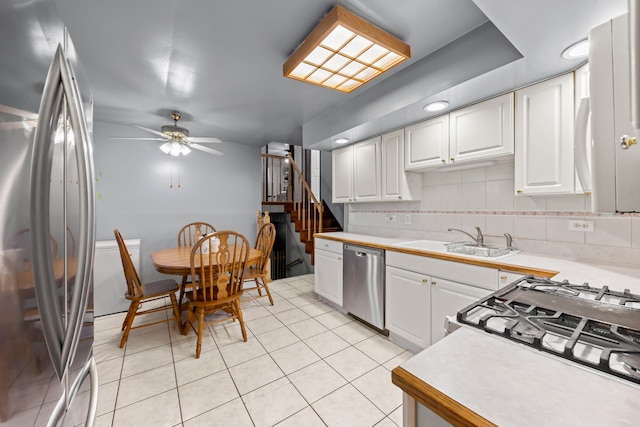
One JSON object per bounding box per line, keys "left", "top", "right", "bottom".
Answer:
{"left": 344, "top": 244, "right": 385, "bottom": 258}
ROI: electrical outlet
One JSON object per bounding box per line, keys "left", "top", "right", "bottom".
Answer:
{"left": 568, "top": 220, "right": 595, "bottom": 232}
{"left": 405, "top": 214, "right": 412, "bottom": 225}
{"left": 349, "top": 212, "right": 355, "bottom": 222}
{"left": 383, "top": 215, "right": 389, "bottom": 223}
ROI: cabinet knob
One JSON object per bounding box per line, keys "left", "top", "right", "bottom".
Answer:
{"left": 500, "top": 275, "right": 507, "bottom": 280}
{"left": 422, "top": 278, "right": 429, "bottom": 284}
{"left": 450, "top": 158, "right": 455, "bottom": 162}
{"left": 441, "top": 159, "right": 446, "bottom": 164}
{"left": 621, "top": 135, "right": 637, "bottom": 149}
{"left": 516, "top": 189, "right": 523, "bottom": 194}
{"left": 431, "top": 279, "right": 436, "bottom": 285}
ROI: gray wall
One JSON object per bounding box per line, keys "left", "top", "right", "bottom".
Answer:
{"left": 320, "top": 150, "right": 343, "bottom": 228}
{"left": 93, "top": 121, "right": 262, "bottom": 282}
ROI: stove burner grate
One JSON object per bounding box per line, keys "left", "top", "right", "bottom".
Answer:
{"left": 457, "top": 276, "right": 640, "bottom": 385}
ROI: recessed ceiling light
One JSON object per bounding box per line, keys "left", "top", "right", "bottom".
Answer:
{"left": 334, "top": 138, "right": 350, "bottom": 144}
{"left": 561, "top": 39, "right": 589, "bottom": 59}
{"left": 424, "top": 101, "right": 449, "bottom": 112}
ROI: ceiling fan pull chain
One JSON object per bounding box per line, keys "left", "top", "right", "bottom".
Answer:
{"left": 178, "top": 160, "right": 181, "bottom": 188}
{"left": 170, "top": 157, "right": 174, "bottom": 189}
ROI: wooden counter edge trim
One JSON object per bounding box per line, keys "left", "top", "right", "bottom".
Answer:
{"left": 391, "top": 366, "right": 497, "bottom": 427}
{"left": 314, "top": 234, "right": 558, "bottom": 278}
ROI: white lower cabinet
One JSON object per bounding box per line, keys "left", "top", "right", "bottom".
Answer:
{"left": 314, "top": 238, "right": 343, "bottom": 306}
{"left": 498, "top": 270, "right": 525, "bottom": 288}
{"left": 385, "top": 251, "right": 498, "bottom": 352}
{"left": 430, "top": 277, "right": 491, "bottom": 344}
{"left": 385, "top": 266, "right": 431, "bottom": 349}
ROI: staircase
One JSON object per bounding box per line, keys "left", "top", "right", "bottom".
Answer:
{"left": 261, "top": 153, "right": 342, "bottom": 264}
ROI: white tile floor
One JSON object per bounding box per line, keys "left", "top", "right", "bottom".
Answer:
{"left": 93, "top": 274, "right": 414, "bottom": 427}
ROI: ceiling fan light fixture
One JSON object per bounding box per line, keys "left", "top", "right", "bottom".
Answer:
{"left": 160, "top": 141, "right": 190, "bottom": 156}
{"left": 161, "top": 125, "right": 190, "bottom": 140}
{"left": 283, "top": 5, "right": 410, "bottom": 93}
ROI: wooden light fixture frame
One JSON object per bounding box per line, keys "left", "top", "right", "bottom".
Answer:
{"left": 283, "top": 5, "right": 411, "bottom": 93}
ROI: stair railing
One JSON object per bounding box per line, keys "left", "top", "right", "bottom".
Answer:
{"left": 261, "top": 153, "right": 323, "bottom": 237}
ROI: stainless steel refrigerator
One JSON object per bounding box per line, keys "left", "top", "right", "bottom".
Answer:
{"left": 0, "top": 1, "right": 97, "bottom": 425}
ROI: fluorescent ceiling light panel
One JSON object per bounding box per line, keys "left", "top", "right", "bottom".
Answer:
{"left": 283, "top": 5, "right": 410, "bottom": 93}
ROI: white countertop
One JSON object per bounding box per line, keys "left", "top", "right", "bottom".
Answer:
{"left": 316, "top": 232, "right": 640, "bottom": 294}
{"left": 401, "top": 327, "right": 640, "bottom": 427}
{"left": 317, "top": 232, "right": 640, "bottom": 425}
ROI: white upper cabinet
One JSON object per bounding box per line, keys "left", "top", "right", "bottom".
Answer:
{"left": 332, "top": 137, "right": 381, "bottom": 203}
{"left": 405, "top": 115, "right": 449, "bottom": 170}
{"left": 405, "top": 93, "right": 514, "bottom": 171}
{"left": 332, "top": 145, "right": 354, "bottom": 203}
{"left": 353, "top": 137, "right": 382, "bottom": 201}
{"left": 381, "top": 129, "right": 421, "bottom": 201}
{"left": 515, "top": 73, "right": 575, "bottom": 196}
{"left": 449, "top": 93, "right": 514, "bottom": 163}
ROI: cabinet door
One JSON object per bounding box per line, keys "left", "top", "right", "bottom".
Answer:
{"left": 498, "top": 271, "right": 524, "bottom": 288}
{"left": 449, "top": 93, "right": 514, "bottom": 163}
{"left": 381, "top": 129, "right": 406, "bottom": 201}
{"left": 515, "top": 73, "right": 575, "bottom": 195}
{"left": 385, "top": 266, "right": 431, "bottom": 349}
{"left": 405, "top": 115, "right": 449, "bottom": 170}
{"left": 332, "top": 145, "right": 353, "bottom": 203}
{"left": 353, "top": 137, "right": 381, "bottom": 201}
{"left": 430, "top": 278, "right": 491, "bottom": 344}
{"left": 314, "top": 248, "right": 343, "bottom": 306}
{"left": 574, "top": 63, "right": 591, "bottom": 195}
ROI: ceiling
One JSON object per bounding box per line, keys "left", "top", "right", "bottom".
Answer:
{"left": 52, "top": 0, "right": 628, "bottom": 152}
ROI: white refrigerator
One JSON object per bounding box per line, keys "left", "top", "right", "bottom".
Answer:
{"left": 0, "top": 1, "right": 97, "bottom": 425}
{"left": 589, "top": 12, "right": 640, "bottom": 213}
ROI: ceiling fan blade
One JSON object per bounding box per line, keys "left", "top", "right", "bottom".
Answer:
{"left": 191, "top": 143, "right": 223, "bottom": 156}
{"left": 186, "top": 136, "right": 222, "bottom": 143}
{"left": 0, "top": 120, "right": 37, "bottom": 130}
{"left": 109, "top": 137, "right": 167, "bottom": 140}
{"left": 132, "top": 124, "right": 167, "bottom": 138}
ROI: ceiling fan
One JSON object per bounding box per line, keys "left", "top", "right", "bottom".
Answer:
{"left": 111, "top": 111, "right": 223, "bottom": 156}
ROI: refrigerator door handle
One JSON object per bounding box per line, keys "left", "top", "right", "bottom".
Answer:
{"left": 574, "top": 97, "right": 592, "bottom": 193}
{"left": 31, "top": 44, "right": 95, "bottom": 381}
{"left": 31, "top": 45, "right": 67, "bottom": 379}
{"left": 58, "top": 43, "right": 96, "bottom": 373}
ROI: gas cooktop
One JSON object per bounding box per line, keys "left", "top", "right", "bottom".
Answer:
{"left": 457, "top": 276, "right": 640, "bottom": 385}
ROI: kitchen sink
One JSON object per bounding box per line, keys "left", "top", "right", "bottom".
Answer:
{"left": 444, "top": 242, "right": 513, "bottom": 258}
{"left": 391, "top": 240, "right": 450, "bottom": 252}
{"left": 392, "top": 240, "right": 519, "bottom": 260}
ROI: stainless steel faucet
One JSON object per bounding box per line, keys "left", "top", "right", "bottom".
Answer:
{"left": 447, "top": 227, "right": 484, "bottom": 246}
{"left": 504, "top": 233, "right": 513, "bottom": 249}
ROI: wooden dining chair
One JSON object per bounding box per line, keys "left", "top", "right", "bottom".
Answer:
{"left": 177, "top": 222, "right": 216, "bottom": 288}
{"left": 114, "top": 229, "right": 182, "bottom": 348}
{"left": 242, "top": 223, "right": 276, "bottom": 305}
{"left": 178, "top": 222, "right": 216, "bottom": 247}
{"left": 183, "top": 230, "right": 250, "bottom": 358}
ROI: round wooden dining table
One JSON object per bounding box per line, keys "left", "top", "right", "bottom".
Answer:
{"left": 150, "top": 246, "right": 261, "bottom": 276}
{"left": 151, "top": 245, "right": 262, "bottom": 315}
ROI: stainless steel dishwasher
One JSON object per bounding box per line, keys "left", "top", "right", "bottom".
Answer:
{"left": 343, "top": 244, "right": 385, "bottom": 330}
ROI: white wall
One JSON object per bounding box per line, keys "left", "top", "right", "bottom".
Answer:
{"left": 93, "top": 122, "right": 262, "bottom": 282}
{"left": 347, "top": 160, "right": 640, "bottom": 266}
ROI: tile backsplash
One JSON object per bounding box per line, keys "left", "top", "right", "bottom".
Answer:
{"left": 346, "top": 160, "right": 640, "bottom": 266}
